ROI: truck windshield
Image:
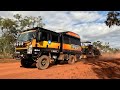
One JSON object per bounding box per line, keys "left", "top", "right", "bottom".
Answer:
{"left": 17, "top": 31, "right": 36, "bottom": 42}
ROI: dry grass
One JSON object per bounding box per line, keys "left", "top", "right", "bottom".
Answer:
{"left": 0, "top": 59, "right": 20, "bottom": 63}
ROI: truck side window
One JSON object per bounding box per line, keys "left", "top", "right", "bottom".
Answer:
{"left": 69, "top": 37, "right": 81, "bottom": 45}
{"left": 75, "top": 38, "right": 81, "bottom": 45}
{"left": 41, "top": 32, "right": 48, "bottom": 41}
{"left": 37, "top": 32, "right": 41, "bottom": 41}
{"left": 51, "top": 34, "right": 59, "bottom": 42}
{"left": 69, "top": 37, "right": 74, "bottom": 44}
{"left": 63, "top": 35, "right": 69, "bottom": 44}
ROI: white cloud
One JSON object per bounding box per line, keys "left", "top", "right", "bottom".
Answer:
{"left": 74, "top": 23, "right": 120, "bottom": 37}
{"left": 0, "top": 11, "right": 13, "bottom": 18}
{"left": 1, "top": 11, "right": 120, "bottom": 48}
{"left": 69, "top": 11, "right": 103, "bottom": 23}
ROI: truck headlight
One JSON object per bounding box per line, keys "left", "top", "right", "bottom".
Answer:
{"left": 27, "top": 45, "right": 32, "bottom": 54}
{"left": 16, "top": 43, "right": 19, "bottom": 46}
{"left": 18, "top": 42, "right": 21, "bottom": 46}
{"left": 14, "top": 43, "right": 16, "bottom": 46}
{"left": 19, "top": 42, "right": 23, "bottom": 46}
{"left": 21, "top": 42, "right": 23, "bottom": 46}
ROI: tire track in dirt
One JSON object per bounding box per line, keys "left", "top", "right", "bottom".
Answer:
{"left": 0, "top": 61, "right": 98, "bottom": 79}
{"left": 0, "top": 62, "right": 20, "bottom": 68}
{"left": 0, "top": 64, "right": 20, "bottom": 71}
{"left": 0, "top": 68, "right": 36, "bottom": 77}
{"left": 1, "top": 52, "right": 120, "bottom": 79}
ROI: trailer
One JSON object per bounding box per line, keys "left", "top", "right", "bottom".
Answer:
{"left": 80, "top": 41, "right": 101, "bottom": 59}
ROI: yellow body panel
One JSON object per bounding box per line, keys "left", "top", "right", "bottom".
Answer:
{"left": 16, "top": 40, "right": 82, "bottom": 52}
{"left": 37, "top": 41, "right": 60, "bottom": 49}
{"left": 32, "top": 39, "right": 36, "bottom": 47}
{"left": 81, "top": 46, "right": 88, "bottom": 48}
{"left": 15, "top": 40, "right": 35, "bottom": 50}
{"left": 16, "top": 47, "right": 27, "bottom": 50}
{"left": 63, "top": 43, "right": 81, "bottom": 51}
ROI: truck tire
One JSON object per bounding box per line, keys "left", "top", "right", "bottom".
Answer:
{"left": 36, "top": 55, "right": 50, "bottom": 70}
{"left": 21, "top": 59, "right": 33, "bottom": 68}
{"left": 68, "top": 55, "right": 75, "bottom": 64}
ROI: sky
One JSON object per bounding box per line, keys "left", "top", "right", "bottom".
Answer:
{"left": 0, "top": 11, "right": 120, "bottom": 48}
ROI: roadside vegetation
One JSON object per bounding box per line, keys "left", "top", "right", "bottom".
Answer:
{"left": 0, "top": 14, "right": 45, "bottom": 59}
{"left": 0, "top": 11, "right": 120, "bottom": 59}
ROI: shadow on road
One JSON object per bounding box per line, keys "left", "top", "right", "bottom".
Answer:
{"left": 82, "top": 57, "right": 120, "bottom": 79}
{"left": 20, "top": 60, "right": 69, "bottom": 69}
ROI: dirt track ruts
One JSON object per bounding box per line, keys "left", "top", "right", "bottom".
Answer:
{"left": 0, "top": 53, "right": 120, "bottom": 79}
{"left": 0, "top": 61, "right": 98, "bottom": 79}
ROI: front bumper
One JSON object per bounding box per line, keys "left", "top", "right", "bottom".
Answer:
{"left": 14, "top": 48, "right": 39, "bottom": 60}
{"left": 14, "top": 49, "right": 28, "bottom": 60}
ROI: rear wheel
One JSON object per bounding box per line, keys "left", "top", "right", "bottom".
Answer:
{"left": 68, "top": 55, "right": 76, "bottom": 64}
{"left": 36, "top": 55, "right": 50, "bottom": 70}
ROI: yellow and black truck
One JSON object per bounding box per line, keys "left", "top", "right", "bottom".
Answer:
{"left": 14, "top": 27, "right": 82, "bottom": 70}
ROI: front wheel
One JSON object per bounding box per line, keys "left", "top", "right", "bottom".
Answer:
{"left": 21, "top": 59, "right": 34, "bottom": 68}
{"left": 36, "top": 55, "right": 50, "bottom": 70}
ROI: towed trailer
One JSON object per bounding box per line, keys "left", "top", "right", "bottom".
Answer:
{"left": 80, "top": 41, "right": 101, "bottom": 59}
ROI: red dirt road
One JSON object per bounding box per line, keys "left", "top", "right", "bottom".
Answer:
{"left": 0, "top": 53, "right": 120, "bottom": 79}
{"left": 0, "top": 61, "right": 98, "bottom": 79}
